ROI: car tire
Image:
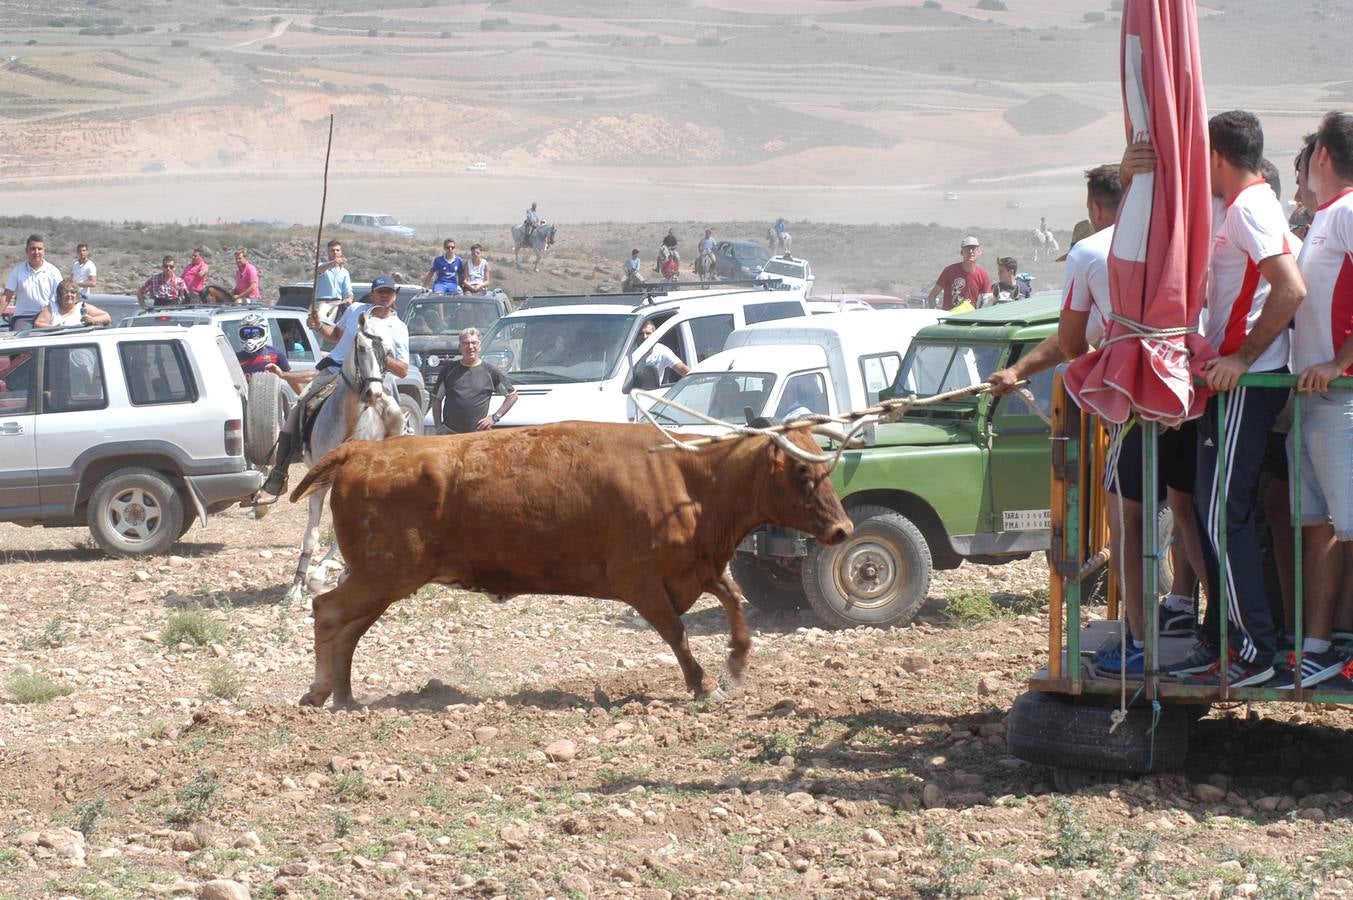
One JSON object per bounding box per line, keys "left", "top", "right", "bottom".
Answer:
{"left": 801, "top": 504, "right": 932, "bottom": 629}
{"left": 730, "top": 556, "right": 806, "bottom": 612}
{"left": 398, "top": 392, "right": 423, "bottom": 436}
{"left": 244, "top": 371, "right": 288, "bottom": 466}
{"left": 87, "top": 468, "right": 185, "bottom": 558}
{"left": 1005, "top": 690, "right": 1188, "bottom": 778}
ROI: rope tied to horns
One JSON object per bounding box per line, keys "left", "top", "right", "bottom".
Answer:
{"left": 631, "top": 379, "right": 1047, "bottom": 468}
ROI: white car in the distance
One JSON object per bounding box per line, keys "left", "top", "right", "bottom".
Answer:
{"left": 337, "top": 213, "right": 417, "bottom": 239}
{"left": 755, "top": 255, "right": 814, "bottom": 295}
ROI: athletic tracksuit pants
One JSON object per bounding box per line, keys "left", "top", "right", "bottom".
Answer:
{"left": 1193, "top": 375, "right": 1289, "bottom": 666}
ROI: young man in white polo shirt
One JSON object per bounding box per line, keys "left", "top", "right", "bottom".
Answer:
{"left": 3, "top": 234, "right": 62, "bottom": 330}
{"left": 1291, "top": 111, "right": 1353, "bottom": 689}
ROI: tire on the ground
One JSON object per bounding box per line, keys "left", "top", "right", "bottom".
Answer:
{"left": 86, "top": 467, "right": 186, "bottom": 558}
{"left": 800, "top": 504, "right": 932, "bottom": 629}
{"left": 1005, "top": 690, "right": 1188, "bottom": 777}
{"left": 730, "top": 556, "right": 806, "bottom": 612}
{"left": 398, "top": 392, "right": 423, "bottom": 436}
{"left": 244, "top": 370, "right": 288, "bottom": 466}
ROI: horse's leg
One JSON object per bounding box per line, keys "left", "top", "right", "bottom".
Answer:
{"left": 306, "top": 541, "right": 343, "bottom": 595}
{"left": 287, "top": 485, "right": 325, "bottom": 605}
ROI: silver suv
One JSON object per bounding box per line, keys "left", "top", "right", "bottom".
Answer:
{"left": 0, "top": 324, "right": 263, "bottom": 556}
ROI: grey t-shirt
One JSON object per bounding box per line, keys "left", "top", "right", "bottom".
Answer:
{"left": 437, "top": 360, "right": 515, "bottom": 433}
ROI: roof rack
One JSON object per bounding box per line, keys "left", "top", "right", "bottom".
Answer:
{"left": 1, "top": 323, "right": 114, "bottom": 340}
{"left": 518, "top": 279, "right": 786, "bottom": 311}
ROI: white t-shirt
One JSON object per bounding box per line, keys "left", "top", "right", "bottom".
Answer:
{"left": 328, "top": 303, "right": 410, "bottom": 366}
{"left": 1293, "top": 188, "right": 1353, "bottom": 374}
{"left": 5, "top": 260, "right": 62, "bottom": 318}
{"left": 1203, "top": 182, "right": 1294, "bottom": 372}
{"left": 1061, "top": 225, "right": 1114, "bottom": 346}
{"left": 72, "top": 259, "right": 97, "bottom": 299}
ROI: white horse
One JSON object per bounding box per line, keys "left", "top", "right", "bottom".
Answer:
{"left": 511, "top": 222, "right": 556, "bottom": 271}
{"left": 767, "top": 226, "right": 792, "bottom": 256}
{"left": 286, "top": 314, "right": 403, "bottom": 604}
{"left": 1030, "top": 227, "right": 1059, "bottom": 262}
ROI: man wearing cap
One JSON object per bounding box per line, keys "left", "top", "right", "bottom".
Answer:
{"left": 257, "top": 274, "right": 410, "bottom": 502}
{"left": 927, "top": 237, "right": 992, "bottom": 311}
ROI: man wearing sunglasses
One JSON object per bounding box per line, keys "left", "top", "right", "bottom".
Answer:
{"left": 137, "top": 256, "right": 189, "bottom": 310}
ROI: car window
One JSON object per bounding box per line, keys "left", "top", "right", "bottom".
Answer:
{"left": 0, "top": 349, "right": 36, "bottom": 415}
{"left": 859, "top": 352, "right": 902, "bottom": 405}
{"left": 775, "top": 371, "right": 830, "bottom": 420}
{"left": 275, "top": 317, "right": 315, "bottom": 362}
{"left": 761, "top": 260, "right": 803, "bottom": 277}
{"left": 482, "top": 313, "right": 636, "bottom": 384}
{"left": 995, "top": 364, "right": 1055, "bottom": 420}
{"left": 341, "top": 215, "right": 355, "bottom": 225}
{"left": 744, "top": 301, "right": 804, "bottom": 325}
{"left": 687, "top": 314, "right": 735, "bottom": 362}
{"left": 43, "top": 344, "right": 106, "bottom": 413}
{"left": 649, "top": 372, "right": 776, "bottom": 426}
{"left": 894, "top": 343, "right": 1001, "bottom": 398}
{"left": 120, "top": 340, "right": 198, "bottom": 405}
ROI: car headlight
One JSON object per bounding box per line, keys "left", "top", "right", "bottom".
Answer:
{"left": 427, "top": 354, "right": 440, "bottom": 368}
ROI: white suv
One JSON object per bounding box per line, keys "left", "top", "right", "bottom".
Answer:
{"left": 337, "top": 212, "right": 417, "bottom": 239}
{"left": 0, "top": 324, "right": 263, "bottom": 556}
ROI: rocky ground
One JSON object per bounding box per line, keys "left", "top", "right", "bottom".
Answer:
{"left": 3, "top": 495, "right": 1353, "bottom": 898}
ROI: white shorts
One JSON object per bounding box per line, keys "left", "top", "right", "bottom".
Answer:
{"left": 1293, "top": 391, "right": 1353, "bottom": 540}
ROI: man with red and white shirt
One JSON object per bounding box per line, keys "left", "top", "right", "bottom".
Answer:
{"left": 1169, "top": 111, "right": 1307, "bottom": 688}
{"left": 1291, "top": 111, "right": 1353, "bottom": 689}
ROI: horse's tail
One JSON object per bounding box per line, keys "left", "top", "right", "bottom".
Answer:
{"left": 289, "top": 444, "right": 355, "bottom": 503}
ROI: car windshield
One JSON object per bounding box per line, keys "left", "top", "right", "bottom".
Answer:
{"left": 761, "top": 259, "right": 803, "bottom": 277}
{"left": 890, "top": 342, "right": 1002, "bottom": 401}
{"left": 647, "top": 372, "right": 777, "bottom": 426}
{"left": 405, "top": 299, "right": 499, "bottom": 336}
{"left": 734, "top": 246, "right": 769, "bottom": 262}
{"left": 480, "top": 313, "right": 637, "bottom": 384}
{"left": 372, "top": 216, "right": 398, "bottom": 226}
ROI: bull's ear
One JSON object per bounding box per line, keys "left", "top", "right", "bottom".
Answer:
{"left": 766, "top": 437, "right": 789, "bottom": 471}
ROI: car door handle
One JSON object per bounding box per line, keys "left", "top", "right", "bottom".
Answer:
{"left": 0, "top": 422, "right": 24, "bottom": 435}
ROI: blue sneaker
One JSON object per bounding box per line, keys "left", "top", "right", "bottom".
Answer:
{"left": 1093, "top": 643, "right": 1144, "bottom": 677}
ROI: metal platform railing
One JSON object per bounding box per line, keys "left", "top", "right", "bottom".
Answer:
{"left": 1037, "top": 370, "right": 1353, "bottom": 704}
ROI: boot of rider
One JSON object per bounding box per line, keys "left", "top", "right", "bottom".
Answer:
{"left": 260, "top": 431, "right": 294, "bottom": 498}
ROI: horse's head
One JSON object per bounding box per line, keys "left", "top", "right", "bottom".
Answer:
{"left": 346, "top": 312, "right": 391, "bottom": 405}
{"left": 544, "top": 224, "right": 555, "bottom": 247}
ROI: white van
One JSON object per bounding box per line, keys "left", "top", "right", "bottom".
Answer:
{"left": 478, "top": 285, "right": 809, "bottom": 425}
{"left": 644, "top": 310, "right": 942, "bottom": 434}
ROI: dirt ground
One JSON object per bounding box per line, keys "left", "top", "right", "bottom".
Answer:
{"left": 4, "top": 488, "right": 1353, "bottom": 899}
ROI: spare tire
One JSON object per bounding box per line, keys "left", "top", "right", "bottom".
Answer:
{"left": 245, "top": 371, "right": 289, "bottom": 466}
{"left": 1006, "top": 690, "right": 1188, "bottom": 777}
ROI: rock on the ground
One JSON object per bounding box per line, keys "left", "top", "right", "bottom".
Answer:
{"left": 199, "top": 879, "right": 250, "bottom": 900}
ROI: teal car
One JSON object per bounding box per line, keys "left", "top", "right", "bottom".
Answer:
{"left": 733, "top": 293, "right": 1062, "bottom": 628}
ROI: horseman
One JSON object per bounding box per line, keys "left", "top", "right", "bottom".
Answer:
{"left": 656, "top": 228, "right": 678, "bottom": 273}
{"left": 696, "top": 228, "right": 716, "bottom": 279}
{"left": 524, "top": 202, "right": 543, "bottom": 241}
{"left": 256, "top": 274, "right": 410, "bottom": 503}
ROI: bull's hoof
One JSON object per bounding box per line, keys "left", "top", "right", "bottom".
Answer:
{"left": 299, "top": 688, "right": 329, "bottom": 707}
{"left": 331, "top": 695, "right": 362, "bottom": 712}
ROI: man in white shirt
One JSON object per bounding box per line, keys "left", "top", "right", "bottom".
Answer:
{"left": 4, "top": 234, "right": 63, "bottom": 330}
{"left": 72, "top": 243, "right": 97, "bottom": 300}
{"left": 1290, "top": 112, "right": 1353, "bottom": 689}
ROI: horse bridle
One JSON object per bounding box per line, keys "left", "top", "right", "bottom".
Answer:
{"left": 342, "top": 323, "right": 389, "bottom": 393}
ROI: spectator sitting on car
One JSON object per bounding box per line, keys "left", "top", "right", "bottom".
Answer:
{"left": 232, "top": 247, "right": 261, "bottom": 304}
{"left": 4, "top": 233, "right": 62, "bottom": 331}
{"left": 314, "top": 239, "right": 354, "bottom": 311}
{"left": 34, "top": 279, "right": 111, "bottom": 328}
{"left": 462, "top": 244, "right": 492, "bottom": 293}
{"left": 138, "top": 256, "right": 189, "bottom": 310}
{"left": 423, "top": 238, "right": 465, "bottom": 294}
{"left": 181, "top": 248, "right": 209, "bottom": 302}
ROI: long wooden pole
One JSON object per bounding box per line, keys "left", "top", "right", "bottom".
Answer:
{"left": 309, "top": 114, "right": 335, "bottom": 317}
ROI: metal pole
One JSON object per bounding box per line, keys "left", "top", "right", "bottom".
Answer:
{"left": 1142, "top": 420, "right": 1160, "bottom": 699}
{"left": 1216, "top": 391, "right": 1231, "bottom": 697}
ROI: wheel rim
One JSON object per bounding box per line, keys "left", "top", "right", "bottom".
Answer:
{"left": 828, "top": 533, "right": 905, "bottom": 612}
{"left": 106, "top": 487, "right": 163, "bottom": 543}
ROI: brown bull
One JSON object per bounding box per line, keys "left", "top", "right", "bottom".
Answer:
{"left": 288, "top": 422, "right": 852, "bottom": 708}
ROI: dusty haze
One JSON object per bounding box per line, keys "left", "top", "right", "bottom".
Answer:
{"left": 1, "top": 0, "right": 1347, "bottom": 231}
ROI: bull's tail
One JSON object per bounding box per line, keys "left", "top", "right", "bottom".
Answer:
{"left": 289, "top": 444, "right": 356, "bottom": 503}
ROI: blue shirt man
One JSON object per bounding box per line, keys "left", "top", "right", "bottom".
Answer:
{"left": 424, "top": 239, "right": 465, "bottom": 294}
{"left": 315, "top": 240, "right": 353, "bottom": 302}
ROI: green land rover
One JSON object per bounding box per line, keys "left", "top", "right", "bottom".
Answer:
{"left": 733, "top": 293, "right": 1062, "bottom": 628}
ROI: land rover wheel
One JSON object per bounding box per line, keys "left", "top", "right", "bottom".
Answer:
{"left": 730, "top": 556, "right": 806, "bottom": 613}
{"left": 399, "top": 392, "right": 423, "bottom": 435}
{"left": 801, "top": 504, "right": 932, "bottom": 629}
{"left": 87, "top": 468, "right": 185, "bottom": 557}
{"left": 1005, "top": 690, "right": 1188, "bottom": 780}
{"left": 244, "top": 370, "right": 289, "bottom": 466}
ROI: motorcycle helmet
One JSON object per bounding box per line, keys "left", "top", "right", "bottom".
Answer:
{"left": 238, "top": 312, "right": 268, "bottom": 354}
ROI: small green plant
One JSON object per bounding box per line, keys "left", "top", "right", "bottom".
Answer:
{"left": 942, "top": 589, "right": 1003, "bottom": 625}
{"left": 332, "top": 772, "right": 371, "bottom": 802}
{"left": 75, "top": 798, "right": 109, "bottom": 837}
{"left": 330, "top": 810, "right": 353, "bottom": 838}
{"left": 752, "top": 730, "right": 797, "bottom": 762}
{"left": 1046, "top": 797, "right": 1113, "bottom": 869}
{"left": 165, "top": 770, "right": 220, "bottom": 825}
{"left": 161, "top": 606, "right": 226, "bottom": 648}
{"left": 4, "top": 671, "right": 73, "bottom": 704}
{"left": 22, "top": 617, "right": 68, "bottom": 650}
{"left": 207, "top": 664, "right": 242, "bottom": 700}
{"left": 913, "top": 828, "right": 984, "bottom": 897}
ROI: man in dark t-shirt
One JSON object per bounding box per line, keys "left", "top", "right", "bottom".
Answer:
{"left": 433, "top": 327, "right": 517, "bottom": 433}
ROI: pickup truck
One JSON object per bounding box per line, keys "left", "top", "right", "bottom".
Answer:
{"left": 732, "top": 294, "right": 1062, "bottom": 628}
